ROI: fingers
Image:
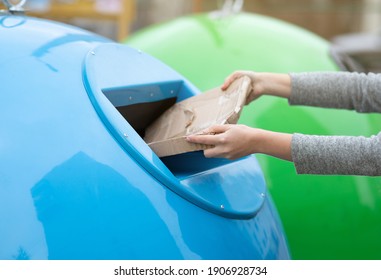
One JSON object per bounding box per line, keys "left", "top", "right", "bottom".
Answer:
{"left": 186, "top": 125, "right": 232, "bottom": 158}
{"left": 221, "top": 72, "right": 243, "bottom": 91}
{"left": 186, "top": 135, "right": 226, "bottom": 159}
{"left": 203, "top": 146, "right": 227, "bottom": 159}
{"left": 186, "top": 134, "right": 217, "bottom": 146}
{"left": 202, "top": 124, "right": 230, "bottom": 135}
{"left": 186, "top": 125, "right": 230, "bottom": 144}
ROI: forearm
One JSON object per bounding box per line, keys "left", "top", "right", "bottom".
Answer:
{"left": 255, "top": 129, "right": 293, "bottom": 161}
{"left": 292, "top": 132, "right": 381, "bottom": 176}
{"left": 255, "top": 73, "right": 292, "bottom": 99}
{"left": 289, "top": 72, "right": 381, "bottom": 113}
{"left": 186, "top": 125, "right": 293, "bottom": 161}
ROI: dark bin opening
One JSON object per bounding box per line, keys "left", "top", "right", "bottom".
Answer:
{"left": 102, "top": 81, "right": 181, "bottom": 138}
{"left": 115, "top": 98, "right": 176, "bottom": 137}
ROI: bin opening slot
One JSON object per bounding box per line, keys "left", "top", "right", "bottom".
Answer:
{"left": 102, "top": 81, "right": 181, "bottom": 137}
{"left": 116, "top": 98, "right": 176, "bottom": 137}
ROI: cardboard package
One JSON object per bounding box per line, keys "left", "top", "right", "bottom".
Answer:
{"left": 144, "top": 76, "right": 252, "bottom": 157}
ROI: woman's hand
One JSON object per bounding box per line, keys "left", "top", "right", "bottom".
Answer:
{"left": 221, "top": 71, "right": 263, "bottom": 104}
{"left": 187, "top": 124, "right": 257, "bottom": 160}
{"left": 186, "top": 124, "right": 293, "bottom": 161}
{"left": 186, "top": 71, "right": 294, "bottom": 161}
{"left": 221, "top": 71, "right": 292, "bottom": 104}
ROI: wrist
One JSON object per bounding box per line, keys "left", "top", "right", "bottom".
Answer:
{"left": 256, "top": 73, "right": 291, "bottom": 99}
{"left": 252, "top": 129, "right": 293, "bottom": 161}
{"left": 249, "top": 128, "right": 269, "bottom": 154}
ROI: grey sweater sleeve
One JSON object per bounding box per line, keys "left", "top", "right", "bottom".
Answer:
{"left": 289, "top": 72, "right": 381, "bottom": 112}
{"left": 288, "top": 72, "right": 381, "bottom": 176}
{"left": 291, "top": 133, "right": 381, "bottom": 176}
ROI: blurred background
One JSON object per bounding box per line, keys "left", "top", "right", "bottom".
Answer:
{"left": 1, "top": 0, "right": 380, "bottom": 41}
{"left": 2, "top": 0, "right": 381, "bottom": 260}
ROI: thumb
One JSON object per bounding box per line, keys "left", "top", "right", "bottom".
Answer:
{"left": 202, "top": 124, "right": 231, "bottom": 135}
{"left": 221, "top": 72, "right": 242, "bottom": 91}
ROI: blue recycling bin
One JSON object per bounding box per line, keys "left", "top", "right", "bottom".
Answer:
{"left": 0, "top": 11, "right": 290, "bottom": 259}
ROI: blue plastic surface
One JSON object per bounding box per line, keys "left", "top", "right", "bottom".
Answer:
{"left": 0, "top": 14, "right": 290, "bottom": 259}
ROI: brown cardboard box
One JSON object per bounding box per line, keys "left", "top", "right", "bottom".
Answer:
{"left": 144, "top": 76, "right": 252, "bottom": 157}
